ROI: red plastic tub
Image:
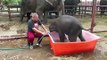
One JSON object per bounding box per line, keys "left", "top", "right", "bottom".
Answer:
{"left": 49, "top": 30, "right": 101, "bottom": 56}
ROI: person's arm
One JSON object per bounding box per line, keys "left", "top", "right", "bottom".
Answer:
{"left": 38, "top": 20, "right": 49, "bottom": 32}
{"left": 32, "top": 27, "right": 45, "bottom": 35}
{"left": 41, "top": 24, "right": 48, "bottom": 32}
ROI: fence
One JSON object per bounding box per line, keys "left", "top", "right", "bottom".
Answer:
{"left": 65, "top": 5, "right": 107, "bottom": 16}
{"left": 1, "top": 4, "right": 107, "bottom": 20}
{"left": 7, "top": 5, "right": 20, "bottom": 20}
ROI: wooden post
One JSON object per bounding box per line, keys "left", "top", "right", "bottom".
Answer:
{"left": 8, "top": 6, "right": 11, "bottom": 21}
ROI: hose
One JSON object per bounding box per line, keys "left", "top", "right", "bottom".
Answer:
{"left": 0, "top": 36, "right": 45, "bottom": 50}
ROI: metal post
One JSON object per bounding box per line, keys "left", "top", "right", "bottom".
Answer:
{"left": 90, "top": 0, "right": 97, "bottom": 32}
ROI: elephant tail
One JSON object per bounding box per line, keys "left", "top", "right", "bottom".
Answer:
{"left": 82, "top": 23, "right": 96, "bottom": 31}
{"left": 82, "top": 27, "right": 91, "bottom": 31}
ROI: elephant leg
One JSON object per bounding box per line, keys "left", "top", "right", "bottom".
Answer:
{"left": 59, "top": 32, "right": 65, "bottom": 42}
{"left": 59, "top": 10, "right": 62, "bottom": 16}
{"left": 68, "top": 30, "right": 78, "bottom": 42}
{"left": 68, "top": 35, "right": 77, "bottom": 42}
{"left": 78, "top": 30, "right": 85, "bottom": 41}
{"left": 43, "top": 11, "right": 48, "bottom": 23}
{"left": 27, "top": 12, "right": 31, "bottom": 21}
{"left": 49, "top": 12, "right": 53, "bottom": 19}
{"left": 44, "top": 11, "right": 48, "bottom": 18}
{"left": 20, "top": 8, "right": 26, "bottom": 22}
{"left": 70, "top": 7, "right": 74, "bottom": 16}
{"left": 20, "top": 13, "right": 25, "bottom": 22}
{"left": 100, "top": 7, "right": 105, "bottom": 15}
{"left": 103, "top": 7, "right": 106, "bottom": 14}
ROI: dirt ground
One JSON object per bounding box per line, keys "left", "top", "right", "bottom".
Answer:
{"left": 0, "top": 13, "right": 107, "bottom": 60}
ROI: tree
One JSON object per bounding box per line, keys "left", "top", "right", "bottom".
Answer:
{"left": 3, "top": 0, "right": 21, "bottom": 6}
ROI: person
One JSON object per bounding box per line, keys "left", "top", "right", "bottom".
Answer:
{"left": 27, "top": 13, "right": 48, "bottom": 49}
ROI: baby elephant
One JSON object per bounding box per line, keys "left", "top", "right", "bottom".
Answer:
{"left": 49, "top": 15, "right": 85, "bottom": 42}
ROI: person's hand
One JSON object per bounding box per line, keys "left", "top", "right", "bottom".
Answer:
{"left": 47, "top": 31, "right": 50, "bottom": 33}
{"left": 42, "top": 32, "right": 48, "bottom": 36}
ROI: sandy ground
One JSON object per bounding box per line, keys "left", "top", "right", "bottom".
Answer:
{"left": 0, "top": 14, "right": 107, "bottom": 60}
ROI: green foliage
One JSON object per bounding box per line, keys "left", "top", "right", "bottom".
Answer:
{"left": 0, "top": 0, "right": 2, "bottom": 3}
{"left": 2, "top": 0, "right": 21, "bottom": 5}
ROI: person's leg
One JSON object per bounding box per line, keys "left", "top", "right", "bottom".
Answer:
{"left": 27, "top": 32, "right": 35, "bottom": 46}
{"left": 34, "top": 33, "right": 45, "bottom": 47}
{"left": 35, "top": 33, "right": 44, "bottom": 44}
{"left": 37, "top": 36, "right": 44, "bottom": 44}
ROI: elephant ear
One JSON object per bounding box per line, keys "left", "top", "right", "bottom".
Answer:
{"left": 52, "top": 22, "right": 56, "bottom": 26}
{"left": 49, "top": 22, "right": 57, "bottom": 32}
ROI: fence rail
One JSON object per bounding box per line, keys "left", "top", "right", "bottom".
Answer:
{"left": 65, "top": 5, "right": 107, "bottom": 15}
{"left": 1, "top": 4, "right": 107, "bottom": 20}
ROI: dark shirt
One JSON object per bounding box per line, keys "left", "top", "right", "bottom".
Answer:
{"left": 28, "top": 19, "right": 42, "bottom": 32}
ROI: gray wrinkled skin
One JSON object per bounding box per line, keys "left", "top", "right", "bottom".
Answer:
{"left": 49, "top": 15, "right": 85, "bottom": 42}
{"left": 20, "top": 0, "right": 63, "bottom": 23}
